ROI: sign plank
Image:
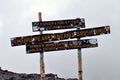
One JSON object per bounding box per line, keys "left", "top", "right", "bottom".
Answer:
{"left": 11, "top": 25, "right": 110, "bottom": 46}
{"left": 32, "top": 18, "right": 85, "bottom": 31}
{"left": 26, "top": 39, "right": 98, "bottom": 53}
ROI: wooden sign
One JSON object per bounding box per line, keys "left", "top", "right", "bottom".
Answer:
{"left": 32, "top": 18, "right": 85, "bottom": 31}
{"left": 11, "top": 25, "right": 110, "bottom": 46}
{"left": 26, "top": 38, "right": 98, "bottom": 53}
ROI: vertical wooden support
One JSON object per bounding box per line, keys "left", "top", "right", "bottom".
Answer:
{"left": 78, "top": 49, "right": 83, "bottom": 80}
{"left": 77, "top": 27, "right": 83, "bottom": 80}
{"left": 38, "top": 12, "right": 46, "bottom": 80}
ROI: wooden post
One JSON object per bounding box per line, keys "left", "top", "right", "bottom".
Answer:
{"left": 38, "top": 12, "right": 46, "bottom": 80}
{"left": 78, "top": 49, "right": 83, "bottom": 80}
{"left": 77, "top": 27, "right": 83, "bottom": 80}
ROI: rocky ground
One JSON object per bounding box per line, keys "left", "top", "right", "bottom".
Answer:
{"left": 0, "top": 67, "right": 77, "bottom": 80}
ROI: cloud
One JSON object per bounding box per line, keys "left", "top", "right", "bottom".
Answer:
{"left": 0, "top": 0, "right": 120, "bottom": 79}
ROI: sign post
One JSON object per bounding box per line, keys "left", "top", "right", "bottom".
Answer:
{"left": 38, "top": 12, "right": 46, "bottom": 80}
{"left": 77, "top": 26, "right": 83, "bottom": 80}
{"left": 78, "top": 49, "right": 82, "bottom": 80}
{"left": 10, "top": 12, "right": 111, "bottom": 80}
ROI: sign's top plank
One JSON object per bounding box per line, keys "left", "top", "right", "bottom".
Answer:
{"left": 26, "top": 38, "right": 98, "bottom": 53}
{"left": 32, "top": 18, "right": 85, "bottom": 31}
{"left": 11, "top": 25, "right": 110, "bottom": 47}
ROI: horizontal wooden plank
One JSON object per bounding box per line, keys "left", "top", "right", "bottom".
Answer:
{"left": 11, "top": 25, "right": 110, "bottom": 46}
{"left": 26, "top": 38, "right": 98, "bottom": 53}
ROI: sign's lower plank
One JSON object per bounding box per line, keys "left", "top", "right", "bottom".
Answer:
{"left": 11, "top": 25, "right": 110, "bottom": 46}
{"left": 26, "top": 38, "right": 98, "bottom": 53}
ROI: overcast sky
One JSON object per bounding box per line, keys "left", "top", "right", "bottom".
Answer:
{"left": 0, "top": 0, "right": 120, "bottom": 80}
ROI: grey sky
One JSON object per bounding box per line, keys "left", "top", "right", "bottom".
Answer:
{"left": 0, "top": 0, "right": 120, "bottom": 80}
